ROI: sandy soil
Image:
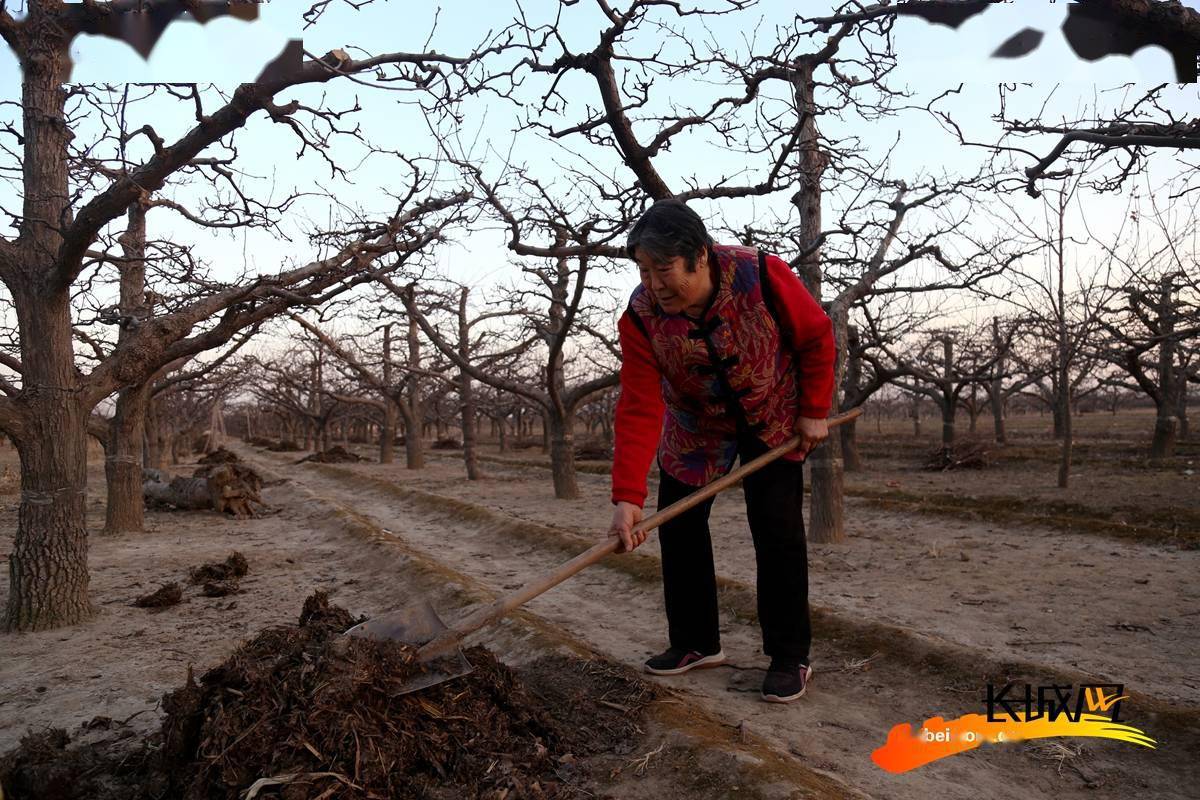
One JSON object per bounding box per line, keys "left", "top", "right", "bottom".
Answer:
{"left": 1, "top": 438, "right": 1196, "bottom": 800}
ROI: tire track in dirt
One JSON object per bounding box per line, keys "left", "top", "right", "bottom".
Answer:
{"left": 243, "top": 446, "right": 1199, "bottom": 800}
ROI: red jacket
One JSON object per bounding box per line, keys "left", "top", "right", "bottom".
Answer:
{"left": 611, "top": 245, "right": 835, "bottom": 507}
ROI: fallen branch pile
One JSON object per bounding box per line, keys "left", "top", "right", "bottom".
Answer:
{"left": 923, "top": 440, "right": 991, "bottom": 471}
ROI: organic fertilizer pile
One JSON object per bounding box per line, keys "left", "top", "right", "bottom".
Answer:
{"left": 1, "top": 592, "right": 571, "bottom": 800}
{"left": 187, "top": 552, "right": 249, "bottom": 584}
{"left": 132, "top": 582, "right": 183, "bottom": 609}
{"left": 187, "top": 551, "right": 249, "bottom": 598}
{"left": 197, "top": 447, "right": 240, "bottom": 465}
{"left": 297, "top": 446, "right": 363, "bottom": 463}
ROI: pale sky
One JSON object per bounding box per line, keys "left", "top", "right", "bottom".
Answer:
{"left": 0, "top": 0, "right": 1196, "bottom": 363}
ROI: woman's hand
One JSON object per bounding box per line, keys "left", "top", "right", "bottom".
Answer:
{"left": 609, "top": 501, "right": 646, "bottom": 553}
{"left": 795, "top": 416, "right": 829, "bottom": 459}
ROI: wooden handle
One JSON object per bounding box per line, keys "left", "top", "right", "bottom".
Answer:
{"left": 417, "top": 407, "right": 863, "bottom": 659}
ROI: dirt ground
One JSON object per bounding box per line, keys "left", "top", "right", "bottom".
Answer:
{"left": 1, "top": 415, "right": 1197, "bottom": 799}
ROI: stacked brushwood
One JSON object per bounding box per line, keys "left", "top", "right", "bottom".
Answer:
{"left": 142, "top": 453, "right": 266, "bottom": 518}
{"left": 923, "top": 439, "right": 990, "bottom": 471}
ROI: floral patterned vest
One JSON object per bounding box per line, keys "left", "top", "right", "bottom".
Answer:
{"left": 627, "top": 244, "right": 802, "bottom": 487}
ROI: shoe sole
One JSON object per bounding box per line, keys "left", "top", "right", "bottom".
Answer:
{"left": 644, "top": 650, "right": 727, "bottom": 676}
{"left": 761, "top": 665, "right": 814, "bottom": 703}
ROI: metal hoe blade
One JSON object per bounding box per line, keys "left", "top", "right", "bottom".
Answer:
{"left": 344, "top": 599, "right": 474, "bottom": 695}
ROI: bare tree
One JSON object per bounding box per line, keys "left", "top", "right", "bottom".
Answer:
{"left": 1090, "top": 180, "right": 1199, "bottom": 459}
{"left": 385, "top": 236, "right": 620, "bottom": 498}
{"left": 290, "top": 309, "right": 446, "bottom": 469}
{"left": 0, "top": 1, "right": 496, "bottom": 629}
{"left": 991, "top": 176, "right": 1115, "bottom": 487}
{"left": 499, "top": 0, "right": 1033, "bottom": 539}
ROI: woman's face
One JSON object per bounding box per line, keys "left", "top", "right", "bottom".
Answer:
{"left": 636, "top": 249, "right": 710, "bottom": 316}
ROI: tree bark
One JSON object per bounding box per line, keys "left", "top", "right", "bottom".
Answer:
{"left": 6, "top": 404, "right": 94, "bottom": 631}
{"left": 990, "top": 318, "right": 1007, "bottom": 444}
{"left": 458, "top": 288, "right": 482, "bottom": 480}
{"left": 379, "top": 323, "right": 395, "bottom": 464}
{"left": 1176, "top": 374, "right": 1189, "bottom": 441}
{"left": 940, "top": 401, "right": 956, "bottom": 446}
{"left": 404, "top": 312, "right": 425, "bottom": 469}
{"left": 809, "top": 305, "right": 847, "bottom": 543}
{"left": 840, "top": 419, "right": 861, "bottom": 472}
{"left": 547, "top": 411, "right": 580, "bottom": 499}
{"left": 4, "top": 30, "right": 96, "bottom": 630}
{"left": 1150, "top": 404, "right": 1177, "bottom": 460}
{"left": 103, "top": 201, "right": 154, "bottom": 534}
{"left": 939, "top": 336, "right": 956, "bottom": 446}
{"left": 1056, "top": 239, "right": 1072, "bottom": 488}
{"left": 103, "top": 383, "right": 150, "bottom": 534}
{"left": 792, "top": 64, "right": 843, "bottom": 544}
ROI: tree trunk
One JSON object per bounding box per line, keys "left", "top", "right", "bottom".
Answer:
{"left": 1174, "top": 369, "right": 1189, "bottom": 441}
{"left": 458, "top": 288, "right": 482, "bottom": 480}
{"left": 103, "top": 383, "right": 150, "bottom": 534}
{"left": 1150, "top": 403, "right": 1177, "bottom": 460}
{"left": 205, "top": 400, "right": 223, "bottom": 453}
{"left": 912, "top": 395, "right": 922, "bottom": 437}
{"left": 379, "top": 323, "right": 393, "bottom": 462}
{"left": 170, "top": 431, "right": 186, "bottom": 464}
{"left": 840, "top": 418, "right": 862, "bottom": 472}
{"left": 6, "top": 406, "right": 94, "bottom": 631}
{"left": 1058, "top": 392, "right": 1072, "bottom": 488}
{"left": 939, "top": 337, "right": 955, "bottom": 446}
{"left": 404, "top": 424, "right": 425, "bottom": 469}
{"left": 403, "top": 310, "right": 425, "bottom": 469}
{"left": 809, "top": 308, "right": 846, "bottom": 544}
{"left": 498, "top": 416, "right": 508, "bottom": 453}
{"left": 990, "top": 318, "right": 1007, "bottom": 444}
{"left": 940, "top": 401, "right": 955, "bottom": 445}
{"left": 1056, "top": 375, "right": 1072, "bottom": 488}
{"left": 1054, "top": 197, "right": 1071, "bottom": 488}
{"left": 4, "top": 36, "right": 96, "bottom": 631}
{"left": 547, "top": 411, "right": 580, "bottom": 499}
{"left": 989, "top": 391, "right": 1006, "bottom": 444}
{"left": 791, "top": 65, "right": 842, "bottom": 544}
{"left": 461, "top": 374, "right": 481, "bottom": 480}
{"left": 145, "top": 398, "right": 169, "bottom": 471}
{"left": 380, "top": 399, "right": 397, "bottom": 465}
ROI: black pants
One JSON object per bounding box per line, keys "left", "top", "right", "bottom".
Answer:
{"left": 656, "top": 436, "right": 811, "bottom": 663}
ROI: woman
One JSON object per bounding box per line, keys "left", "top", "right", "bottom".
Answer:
{"left": 609, "top": 199, "right": 835, "bottom": 703}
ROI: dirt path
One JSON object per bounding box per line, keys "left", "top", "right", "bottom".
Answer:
{"left": 243, "top": 445, "right": 1198, "bottom": 800}
{"left": 337, "top": 447, "right": 1200, "bottom": 707}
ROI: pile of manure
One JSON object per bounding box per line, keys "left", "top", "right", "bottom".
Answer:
{"left": 2, "top": 592, "right": 571, "bottom": 799}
